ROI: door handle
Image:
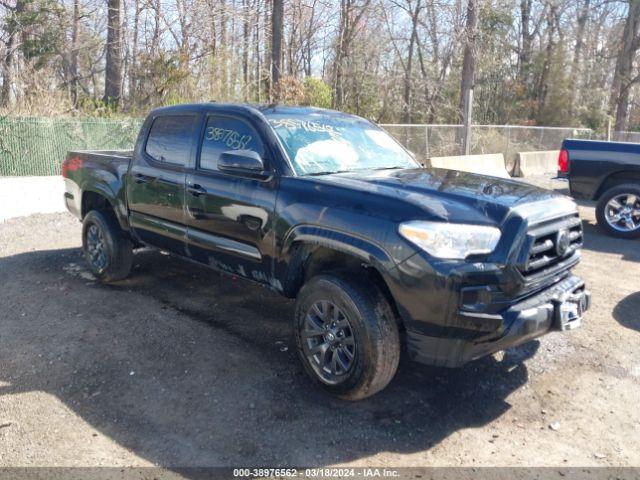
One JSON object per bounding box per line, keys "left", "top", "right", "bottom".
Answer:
{"left": 134, "top": 173, "right": 147, "bottom": 184}
{"left": 134, "top": 173, "right": 155, "bottom": 184}
{"left": 187, "top": 184, "right": 207, "bottom": 196}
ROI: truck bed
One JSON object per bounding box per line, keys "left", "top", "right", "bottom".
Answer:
{"left": 62, "top": 150, "right": 134, "bottom": 227}
{"left": 65, "top": 149, "right": 133, "bottom": 172}
{"left": 561, "top": 138, "right": 640, "bottom": 201}
{"left": 68, "top": 149, "right": 134, "bottom": 161}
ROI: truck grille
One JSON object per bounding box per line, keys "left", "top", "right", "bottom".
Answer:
{"left": 520, "top": 213, "right": 583, "bottom": 276}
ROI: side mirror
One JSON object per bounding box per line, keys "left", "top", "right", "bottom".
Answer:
{"left": 218, "top": 150, "right": 268, "bottom": 178}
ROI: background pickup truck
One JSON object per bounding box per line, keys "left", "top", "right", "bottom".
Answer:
{"left": 559, "top": 138, "right": 640, "bottom": 238}
{"left": 62, "top": 103, "right": 591, "bottom": 400}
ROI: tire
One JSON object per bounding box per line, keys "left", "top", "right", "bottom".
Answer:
{"left": 82, "top": 209, "right": 133, "bottom": 282}
{"left": 294, "top": 274, "right": 400, "bottom": 400}
{"left": 596, "top": 183, "right": 640, "bottom": 239}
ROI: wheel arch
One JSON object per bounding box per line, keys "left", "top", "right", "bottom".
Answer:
{"left": 593, "top": 171, "right": 640, "bottom": 200}
{"left": 81, "top": 189, "right": 129, "bottom": 231}
{"left": 281, "top": 239, "right": 403, "bottom": 330}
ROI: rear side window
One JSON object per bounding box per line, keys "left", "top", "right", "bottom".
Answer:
{"left": 145, "top": 115, "right": 196, "bottom": 166}
{"left": 200, "top": 116, "right": 263, "bottom": 171}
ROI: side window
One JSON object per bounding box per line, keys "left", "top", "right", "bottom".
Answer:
{"left": 200, "top": 116, "right": 264, "bottom": 171}
{"left": 145, "top": 115, "right": 196, "bottom": 166}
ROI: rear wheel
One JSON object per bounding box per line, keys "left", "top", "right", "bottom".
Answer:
{"left": 82, "top": 210, "right": 133, "bottom": 282}
{"left": 294, "top": 274, "right": 400, "bottom": 400}
{"left": 596, "top": 184, "right": 640, "bottom": 239}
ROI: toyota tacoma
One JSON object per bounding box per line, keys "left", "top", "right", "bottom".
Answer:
{"left": 62, "top": 104, "right": 591, "bottom": 399}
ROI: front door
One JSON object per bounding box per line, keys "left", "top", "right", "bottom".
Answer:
{"left": 185, "top": 114, "right": 277, "bottom": 284}
{"left": 127, "top": 113, "right": 197, "bottom": 254}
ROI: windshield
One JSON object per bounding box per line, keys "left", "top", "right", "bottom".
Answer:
{"left": 265, "top": 112, "right": 419, "bottom": 176}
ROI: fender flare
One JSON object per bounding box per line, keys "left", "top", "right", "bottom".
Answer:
{"left": 80, "top": 184, "right": 129, "bottom": 231}
{"left": 593, "top": 169, "right": 640, "bottom": 200}
{"left": 282, "top": 224, "right": 396, "bottom": 273}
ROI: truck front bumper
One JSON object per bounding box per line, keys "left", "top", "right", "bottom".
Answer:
{"left": 406, "top": 275, "right": 591, "bottom": 368}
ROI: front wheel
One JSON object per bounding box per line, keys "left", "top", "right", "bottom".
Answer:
{"left": 82, "top": 210, "right": 133, "bottom": 282}
{"left": 294, "top": 274, "right": 400, "bottom": 400}
{"left": 596, "top": 184, "right": 640, "bottom": 239}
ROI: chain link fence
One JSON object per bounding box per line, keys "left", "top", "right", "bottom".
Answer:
{"left": 379, "top": 124, "right": 594, "bottom": 171}
{"left": 0, "top": 117, "right": 143, "bottom": 176}
{"left": 610, "top": 131, "right": 640, "bottom": 143}
{"left": 1, "top": 117, "right": 635, "bottom": 177}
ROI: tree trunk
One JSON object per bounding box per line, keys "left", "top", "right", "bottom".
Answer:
{"left": 255, "top": 0, "right": 262, "bottom": 102}
{"left": 129, "top": 0, "right": 140, "bottom": 106}
{"left": 1, "top": 27, "right": 16, "bottom": 107}
{"left": 0, "top": 0, "right": 22, "bottom": 108}
{"left": 518, "top": 0, "right": 533, "bottom": 89}
{"left": 152, "top": 0, "right": 161, "bottom": 55}
{"left": 610, "top": 0, "right": 640, "bottom": 131}
{"left": 333, "top": 0, "right": 349, "bottom": 109}
{"left": 458, "top": 0, "right": 478, "bottom": 124}
{"left": 69, "top": 0, "right": 80, "bottom": 107}
{"left": 570, "top": 0, "right": 590, "bottom": 113}
{"left": 403, "top": 0, "right": 421, "bottom": 123}
{"left": 286, "top": 2, "right": 297, "bottom": 76}
{"left": 271, "top": 0, "right": 284, "bottom": 99}
{"left": 415, "top": 37, "right": 433, "bottom": 124}
{"left": 536, "top": 4, "right": 558, "bottom": 121}
{"left": 303, "top": 0, "right": 316, "bottom": 77}
{"left": 263, "top": 0, "right": 270, "bottom": 97}
{"left": 104, "top": 0, "right": 123, "bottom": 108}
{"left": 220, "top": 0, "right": 228, "bottom": 99}
{"left": 242, "top": 0, "right": 250, "bottom": 100}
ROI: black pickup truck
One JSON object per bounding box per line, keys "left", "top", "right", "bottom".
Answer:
{"left": 560, "top": 138, "right": 640, "bottom": 238}
{"left": 63, "top": 103, "right": 591, "bottom": 399}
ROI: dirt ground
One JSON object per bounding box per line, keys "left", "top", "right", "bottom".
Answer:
{"left": 0, "top": 178, "right": 639, "bottom": 469}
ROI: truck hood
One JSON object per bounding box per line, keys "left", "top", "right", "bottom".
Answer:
{"left": 311, "top": 167, "right": 577, "bottom": 225}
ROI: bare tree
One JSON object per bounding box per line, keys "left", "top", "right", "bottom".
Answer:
{"left": 534, "top": 1, "right": 563, "bottom": 122}
{"left": 0, "top": 0, "right": 637, "bottom": 129}
{"left": 0, "top": 0, "right": 21, "bottom": 107}
{"left": 69, "top": 0, "right": 80, "bottom": 106}
{"left": 333, "top": 0, "right": 371, "bottom": 109}
{"left": 242, "top": 0, "right": 250, "bottom": 100}
{"left": 271, "top": 0, "right": 283, "bottom": 98}
{"left": 570, "top": 0, "right": 590, "bottom": 113}
{"left": 128, "top": 0, "right": 140, "bottom": 106}
{"left": 104, "top": 0, "right": 122, "bottom": 107}
{"left": 458, "top": 0, "right": 477, "bottom": 124}
{"left": 518, "top": 0, "right": 533, "bottom": 88}
{"left": 610, "top": 0, "right": 640, "bottom": 131}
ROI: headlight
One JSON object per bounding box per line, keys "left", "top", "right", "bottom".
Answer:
{"left": 399, "top": 221, "right": 501, "bottom": 259}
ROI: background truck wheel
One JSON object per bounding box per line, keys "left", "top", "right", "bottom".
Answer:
{"left": 294, "top": 274, "right": 400, "bottom": 400}
{"left": 82, "top": 210, "right": 133, "bottom": 282}
{"left": 596, "top": 184, "right": 640, "bottom": 239}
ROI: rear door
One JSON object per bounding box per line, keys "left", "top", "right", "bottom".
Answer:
{"left": 127, "top": 113, "right": 198, "bottom": 253}
{"left": 185, "top": 114, "right": 277, "bottom": 283}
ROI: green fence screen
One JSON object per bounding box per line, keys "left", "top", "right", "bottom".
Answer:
{"left": 0, "top": 116, "right": 602, "bottom": 177}
{"left": 0, "top": 117, "right": 144, "bottom": 176}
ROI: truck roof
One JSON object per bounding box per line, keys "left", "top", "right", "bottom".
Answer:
{"left": 148, "top": 102, "right": 358, "bottom": 120}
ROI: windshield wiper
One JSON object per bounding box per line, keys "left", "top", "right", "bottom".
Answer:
{"left": 304, "top": 169, "right": 352, "bottom": 176}
{"left": 304, "top": 166, "right": 406, "bottom": 177}
{"left": 373, "top": 166, "right": 405, "bottom": 171}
